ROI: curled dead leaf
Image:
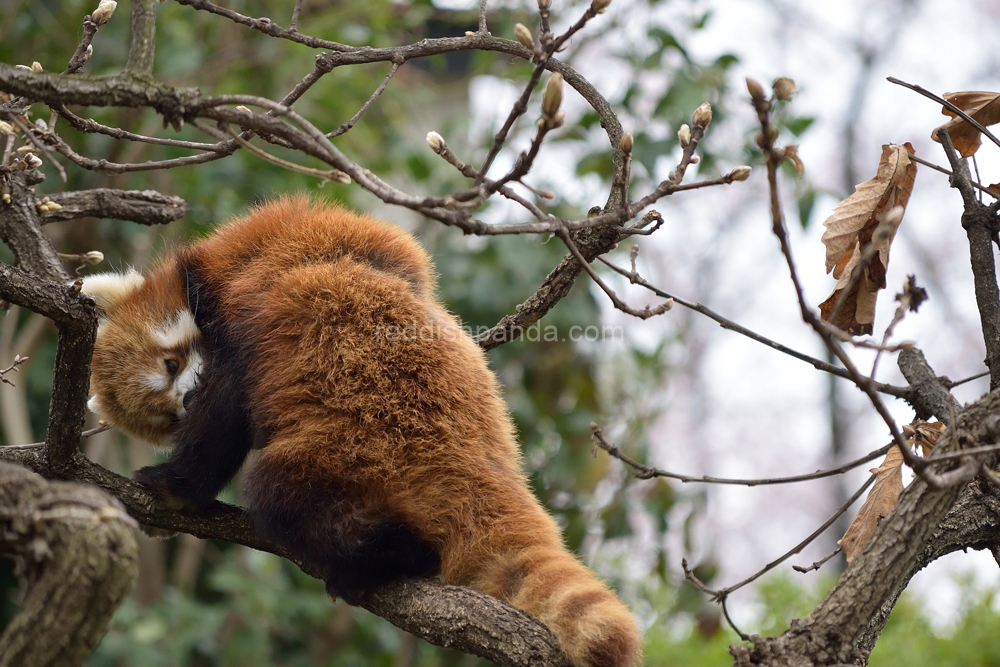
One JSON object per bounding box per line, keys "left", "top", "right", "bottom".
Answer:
{"left": 931, "top": 91, "right": 1000, "bottom": 158}
{"left": 902, "top": 419, "right": 946, "bottom": 456}
{"left": 818, "top": 144, "right": 916, "bottom": 335}
{"left": 838, "top": 445, "right": 905, "bottom": 563}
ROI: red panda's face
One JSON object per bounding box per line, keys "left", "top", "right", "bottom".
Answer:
{"left": 83, "top": 269, "right": 202, "bottom": 446}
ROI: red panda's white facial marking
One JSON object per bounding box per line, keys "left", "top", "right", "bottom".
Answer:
{"left": 83, "top": 270, "right": 203, "bottom": 445}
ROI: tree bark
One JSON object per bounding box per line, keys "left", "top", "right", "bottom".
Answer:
{"left": 0, "top": 461, "right": 138, "bottom": 667}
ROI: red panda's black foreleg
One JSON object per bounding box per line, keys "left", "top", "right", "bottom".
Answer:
{"left": 134, "top": 260, "right": 257, "bottom": 510}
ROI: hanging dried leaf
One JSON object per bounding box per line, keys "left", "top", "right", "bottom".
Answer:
{"left": 902, "top": 419, "right": 946, "bottom": 456}
{"left": 818, "top": 144, "right": 916, "bottom": 335}
{"left": 838, "top": 445, "right": 905, "bottom": 563}
{"left": 931, "top": 91, "right": 1000, "bottom": 157}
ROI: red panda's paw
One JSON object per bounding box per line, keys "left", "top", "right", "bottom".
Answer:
{"left": 133, "top": 464, "right": 201, "bottom": 512}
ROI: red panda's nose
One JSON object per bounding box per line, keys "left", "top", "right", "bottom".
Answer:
{"left": 182, "top": 390, "right": 195, "bottom": 410}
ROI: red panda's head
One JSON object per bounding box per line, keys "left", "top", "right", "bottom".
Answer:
{"left": 83, "top": 268, "right": 202, "bottom": 446}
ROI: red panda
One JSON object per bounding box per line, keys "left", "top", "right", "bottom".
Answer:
{"left": 83, "top": 197, "right": 642, "bottom": 667}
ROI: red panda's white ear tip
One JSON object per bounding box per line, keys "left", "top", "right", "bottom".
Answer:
{"left": 81, "top": 269, "right": 145, "bottom": 314}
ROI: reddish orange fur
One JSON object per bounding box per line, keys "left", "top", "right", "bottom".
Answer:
{"left": 88, "top": 197, "right": 642, "bottom": 667}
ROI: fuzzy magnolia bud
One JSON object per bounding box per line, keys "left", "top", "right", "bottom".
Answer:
{"left": 25, "top": 154, "right": 43, "bottom": 169}
{"left": 83, "top": 251, "right": 105, "bottom": 265}
{"left": 620, "top": 132, "right": 634, "bottom": 153}
{"left": 1, "top": 194, "right": 10, "bottom": 204}
{"left": 745, "top": 77, "right": 765, "bottom": 102}
{"left": 16, "top": 145, "right": 34, "bottom": 155}
{"left": 729, "top": 165, "right": 752, "bottom": 181}
{"left": 31, "top": 61, "right": 43, "bottom": 73}
{"left": 235, "top": 105, "right": 253, "bottom": 114}
{"left": 91, "top": 0, "right": 117, "bottom": 26}
{"left": 772, "top": 77, "right": 796, "bottom": 102}
{"left": 677, "top": 123, "right": 691, "bottom": 148}
{"left": 691, "top": 102, "right": 713, "bottom": 129}
{"left": 85, "top": 44, "right": 94, "bottom": 57}
{"left": 331, "top": 170, "right": 351, "bottom": 185}
{"left": 514, "top": 23, "right": 535, "bottom": 51}
{"left": 591, "top": 0, "right": 611, "bottom": 13}
{"left": 0, "top": 121, "right": 13, "bottom": 134}
{"left": 542, "top": 73, "right": 563, "bottom": 118}
{"left": 426, "top": 131, "right": 445, "bottom": 154}
{"left": 538, "top": 0, "right": 551, "bottom": 9}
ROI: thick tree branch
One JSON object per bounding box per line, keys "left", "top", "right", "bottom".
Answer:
{"left": 40, "top": 188, "right": 187, "bottom": 225}
{"left": 0, "top": 461, "right": 138, "bottom": 667}
{"left": 731, "top": 389, "right": 1000, "bottom": 667}
{"left": 897, "top": 347, "right": 956, "bottom": 424}
{"left": 937, "top": 129, "right": 1000, "bottom": 390}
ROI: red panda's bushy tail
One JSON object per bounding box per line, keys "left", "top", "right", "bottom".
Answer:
{"left": 473, "top": 545, "right": 642, "bottom": 667}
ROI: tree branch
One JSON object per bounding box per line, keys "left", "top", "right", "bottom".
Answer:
{"left": 40, "top": 188, "right": 187, "bottom": 225}
{"left": 0, "top": 461, "right": 138, "bottom": 667}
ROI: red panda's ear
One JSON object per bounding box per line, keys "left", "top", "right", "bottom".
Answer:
{"left": 81, "top": 270, "right": 145, "bottom": 317}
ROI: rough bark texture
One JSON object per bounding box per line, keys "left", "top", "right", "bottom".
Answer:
{"left": 41, "top": 189, "right": 187, "bottom": 225}
{"left": 731, "top": 389, "right": 1000, "bottom": 667}
{"left": 360, "top": 579, "right": 574, "bottom": 667}
{"left": 897, "top": 347, "right": 955, "bottom": 424}
{"left": 0, "top": 171, "right": 68, "bottom": 284}
{"left": 0, "top": 461, "right": 138, "bottom": 667}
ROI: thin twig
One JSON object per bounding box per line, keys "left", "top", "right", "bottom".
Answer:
{"left": 907, "top": 152, "right": 998, "bottom": 199}
{"left": 217, "top": 123, "right": 349, "bottom": 182}
{"left": 694, "top": 475, "right": 876, "bottom": 601}
{"left": 289, "top": 0, "right": 304, "bottom": 32}
{"left": 597, "top": 258, "right": 914, "bottom": 400}
{"left": 887, "top": 77, "right": 1000, "bottom": 154}
{"left": 591, "top": 423, "right": 894, "bottom": 486}
{"left": 327, "top": 61, "right": 402, "bottom": 138}
{"left": 557, "top": 227, "right": 672, "bottom": 319}
{"left": 792, "top": 548, "right": 842, "bottom": 574}
{"left": 6, "top": 424, "right": 110, "bottom": 450}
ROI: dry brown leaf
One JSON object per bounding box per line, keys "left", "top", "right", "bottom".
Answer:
{"left": 838, "top": 445, "right": 905, "bottom": 563}
{"left": 902, "top": 419, "right": 946, "bottom": 456}
{"left": 931, "top": 91, "right": 1000, "bottom": 157}
{"left": 818, "top": 143, "right": 916, "bottom": 335}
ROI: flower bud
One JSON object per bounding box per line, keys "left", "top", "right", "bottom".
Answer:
{"left": 620, "top": 132, "right": 634, "bottom": 153}
{"left": 688, "top": 155, "right": 700, "bottom": 164}
{"left": 31, "top": 61, "right": 43, "bottom": 73}
{"left": 332, "top": 170, "right": 351, "bottom": 184}
{"left": 729, "top": 165, "right": 752, "bottom": 181}
{"left": 772, "top": 77, "right": 796, "bottom": 101}
{"left": 745, "top": 77, "right": 765, "bottom": 102}
{"left": 426, "top": 131, "right": 445, "bottom": 154}
{"left": 1, "top": 193, "right": 10, "bottom": 204}
{"left": 85, "top": 44, "right": 94, "bottom": 57}
{"left": 83, "top": 251, "right": 105, "bottom": 265}
{"left": 16, "top": 145, "right": 34, "bottom": 155}
{"left": 0, "top": 121, "right": 13, "bottom": 134}
{"left": 45, "top": 201, "right": 63, "bottom": 211}
{"left": 542, "top": 73, "right": 563, "bottom": 118}
{"left": 25, "top": 154, "right": 43, "bottom": 169}
{"left": 538, "top": 0, "right": 551, "bottom": 9}
{"left": 514, "top": 23, "right": 535, "bottom": 51}
{"left": 691, "top": 102, "right": 712, "bottom": 129}
{"left": 677, "top": 123, "right": 691, "bottom": 148}
{"left": 235, "top": 105, "right": 252, "bottom": 114}
{"left": 92, "top": 0, "right": 117, "bottom": 26}
{"left": 591, "top": 0, "right": 611, "bottom": 13}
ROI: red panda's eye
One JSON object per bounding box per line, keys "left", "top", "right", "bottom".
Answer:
{"left": 165, "top": 359, "right": 179, "bottom": 376}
